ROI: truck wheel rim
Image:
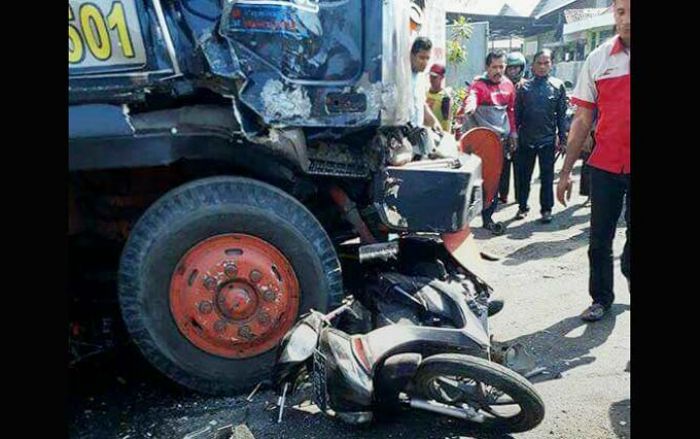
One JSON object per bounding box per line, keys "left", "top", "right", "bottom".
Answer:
{"left": 169, "top": 234, "right": 301, "bottom": 358}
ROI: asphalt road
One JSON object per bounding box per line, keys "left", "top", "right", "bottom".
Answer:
{"left": 68, "top": 160, "right": 631, "bottom": 439}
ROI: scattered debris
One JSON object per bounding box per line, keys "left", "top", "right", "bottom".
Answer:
{"left": 183, "top": 426, "right": 212, "bottom": 439}
{"left": 246, "top": 382, "right": 263, "bottom": 402}
{"left": 292, "top": 402, "right": 321, "bottom": 415}
{"left": 619, "top": 421, "right": 627, "bottom": 426}
{"left": 213, "top": 424, "right": 234, "bottom": 439}
{"left": 231, "top": 424, "right": 255, "bottom": 439}
{"left": 277, "top": 383, "right": 289, "bottom": 423}
{"left": 523, "top": 366, "right": 548, "bottom": 379}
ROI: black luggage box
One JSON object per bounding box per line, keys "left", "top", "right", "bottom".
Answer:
{"left": 372, "top": 154, "right": 483, "bottom": 233}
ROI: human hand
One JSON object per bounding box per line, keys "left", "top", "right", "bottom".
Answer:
{"left": 556, "top": 140, "right": 566, "bottom": 154}
{"left": 556, "top": 170, "right": 574, "bottom": 206}
{"left": 509, "top": 135, "right": 518, "bottom": 153}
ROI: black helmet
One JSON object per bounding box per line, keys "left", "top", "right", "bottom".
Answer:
{"left": 506, "top": 52, "right": 526, "bottom": 83}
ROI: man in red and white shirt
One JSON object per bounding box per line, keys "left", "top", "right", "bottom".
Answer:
{"left": 556, "top": 0, "right": 630, "bottom": 322}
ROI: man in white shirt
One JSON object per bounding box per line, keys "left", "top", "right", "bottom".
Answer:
{"left": 409, "top": 37, "right": 442, "bottom": 131}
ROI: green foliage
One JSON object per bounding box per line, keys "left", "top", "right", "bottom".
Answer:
{"left": 447, "top": 16, "right": 473, "bottom": 65}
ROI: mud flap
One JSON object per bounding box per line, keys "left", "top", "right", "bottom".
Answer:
{"left": 458, "top": 128, "right": 503, "bottom": 211}
{"left": 441, "top": 228, "right": 491, "bottom": 282}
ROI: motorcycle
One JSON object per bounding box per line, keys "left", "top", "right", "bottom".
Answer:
{"left": 272, "top": 234, "right": 545, "bottom": 434}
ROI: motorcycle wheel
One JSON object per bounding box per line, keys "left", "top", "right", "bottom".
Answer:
{"left": 414, "top": 354, "right": 545, "bottom": 433}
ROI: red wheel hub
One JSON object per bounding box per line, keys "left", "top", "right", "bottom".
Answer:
{"left": 170, "top": 234, "right": 300, "bottom": 358}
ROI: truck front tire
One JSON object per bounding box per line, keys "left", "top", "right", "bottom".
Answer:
{"left": 118, "top": 176, "right": 343, "bottom": 394}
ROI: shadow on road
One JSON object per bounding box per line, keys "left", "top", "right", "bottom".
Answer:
{"left": 502, "top": 227, "right": 589, "bottom": 266}
{"left": 502, "top": 204, "right": 591, "bottom": 241}
{"left": 609, "top": 399, "right": 630, "bottom": 438}
{"left": 498, "top": 304, "right": 630, "bottom": 382}
{"left": 277, "top": 402, "right": 518, "bottom": 439}
{"left": 471, "top": 203, "right": 591, "bottom": 242}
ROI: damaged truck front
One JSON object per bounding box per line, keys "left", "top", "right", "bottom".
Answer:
{"left": 69, "top": 0, "right": 482, "bottom": 395}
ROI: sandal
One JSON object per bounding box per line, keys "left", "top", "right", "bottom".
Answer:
{"left": 580, "top": 303, "right": 607, "bottom": 322}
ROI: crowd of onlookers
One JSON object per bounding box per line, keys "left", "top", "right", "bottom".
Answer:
{"left": 410, "top": 0, "right": 630, "bottom": 325}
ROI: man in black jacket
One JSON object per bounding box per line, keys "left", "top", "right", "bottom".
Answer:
{"left": 514, "top": 49, "right": 568, "bottom": 223}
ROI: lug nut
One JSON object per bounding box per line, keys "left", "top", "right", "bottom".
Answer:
{"left": 249, "top": 270, "right": 263, "bottom": 283}
{"left": 224, "top": 263, "right": 238, "bottom": 277}
{"left": 262, "top": 288, "right": 277, "bottom": 302}
{"left": 204, "top": 276, "right": 217, "bottom": 291}
{"left": 238, "top": 325, "right": 253, "bottom": 340}
{"left": 258, "top": 312, "right": 271, "bottom": 325}
{"left": 214, "top": 320, "right": 227, "bottom": 333}
{"left": 198, "top": 301, "right": 213, "bottom": 314}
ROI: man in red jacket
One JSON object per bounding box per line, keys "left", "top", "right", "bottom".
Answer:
{"left": 460, "top": 50, "right": 518, "bottom": 235}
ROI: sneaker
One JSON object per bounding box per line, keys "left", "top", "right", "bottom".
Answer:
{"left": 483, "top": 221, "right": 505, "bottom": 235}
{"left": 540, "top": 211, "right": 553, "bottom": 224}
{"left": 487, "top": 299, "right": 504, "bottom": 317}
{"left": 580, "top": 303, "right": 608, "bottom": 322}
{"left": 514, "top": 207, "right": 530, "bottom": 220}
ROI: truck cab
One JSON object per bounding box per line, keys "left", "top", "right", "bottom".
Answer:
{"left": 69, "top": 0, "right": 485, "bottom": 395}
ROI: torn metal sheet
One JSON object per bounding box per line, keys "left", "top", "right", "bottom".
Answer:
{"left": 261, "top": 80, "right": 312, "bottom": 121}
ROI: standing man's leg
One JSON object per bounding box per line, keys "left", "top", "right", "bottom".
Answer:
{"left": 481, "top": 193, "right": 503, "bottom": 234}
{"left": 515, "top": 145, "right": 537, "bottom": 218}
{"left": 620, "top": 175, "right": 630, "bottom": 292}
{"left": 537, "top": 144, "right": 556, "bottom": 223}
{"left": 513, "top": 152, "right": 521, "bottom": 203}
{"left": 582, "top": 167, "right": 626, "bottom": 321}
{"left": 499, "top": 155, "right": 511, "bottom": 203}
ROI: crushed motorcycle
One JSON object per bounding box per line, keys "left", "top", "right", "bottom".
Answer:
{"left": 271, "top": 129, "right": 545, "bottom": 434}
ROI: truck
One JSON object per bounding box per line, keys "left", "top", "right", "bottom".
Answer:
{"left": 68, "top": 0, "right": 485, "bottom": 394}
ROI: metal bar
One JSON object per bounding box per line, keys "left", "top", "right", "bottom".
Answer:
{"left": 246, "top": 382, "right": 262, "bottom": 402}
{"left": 70, "top": 69, "right": 174, "bottom": 79}
{"left": 409, "top": 398, "right": 483, "bottom": 422}
{"left": 277, "top": 383, "right": 289, "bottom": 423}
{"left": 151, "top": 0, "right": 182, "bottom": 76}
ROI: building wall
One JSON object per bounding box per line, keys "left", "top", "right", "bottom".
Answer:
{"left": 445, "top": 21, "right": 489, "bottom": 90}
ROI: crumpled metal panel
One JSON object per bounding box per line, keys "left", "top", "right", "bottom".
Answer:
{"left": 219, "top": 0, "right": 402, "bottom": 128}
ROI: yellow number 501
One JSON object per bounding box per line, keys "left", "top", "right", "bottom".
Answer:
{"left": 69, "top": 2, "right": 135, "bottom": 64}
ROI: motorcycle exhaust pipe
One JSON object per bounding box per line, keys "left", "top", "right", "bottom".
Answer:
{"left": 409, "top": 398, "right": 484, "bottom": 422}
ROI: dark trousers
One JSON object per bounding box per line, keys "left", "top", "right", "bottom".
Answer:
{"left": 579, "top": 151, "right": 592, "bottom": 196}
{"left": 516, "top": 144, "right": 555, "bottom": 214}
{"left": 499, "top": 154, "right": 519, "bottom": 202}
{"left": 482, "top": 193, "right": 499, "bottom": 225}
{"left": 589, "top": 167, "right": 630, "bottom": 308}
